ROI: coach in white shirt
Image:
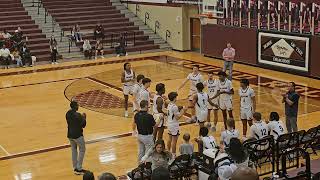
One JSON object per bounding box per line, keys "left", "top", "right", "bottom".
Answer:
{"left": 0, "top": 44, "right": 11, "bottom": 69}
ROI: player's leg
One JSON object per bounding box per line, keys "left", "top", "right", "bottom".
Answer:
{"left": 171, "top": 134, "right": 179, "bottom": 157}
{"left": 227, "top": 99, "right": 234, "bottom": 119}
{"left": 167, "top": 134, "right": 172, "bottom": 152}
{"left": 220, "top": 99, "right": 228, "bottom": 130}
{"left": 157, "top": 127, "right": 164, "bottom": 140}
{"left": 207, "top": 109, "right": 211, "bottom": 123}
{"left": 212, "top": 109, "right": 219, "bottom": 132}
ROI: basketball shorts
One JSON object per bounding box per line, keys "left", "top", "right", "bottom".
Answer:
{"left": 196, "top": 109, "right": 208, "bottom": 123}
{"left": 240, "top": 107, "right": 253, "bottom": 120}
{"left": 167, "top": 124, "right": 180, "bottom": 136}
{"left": 153, "top": 113, "right": 166, "bottom": 128}
{"left": 208, "top": 97, "right": 219, "bottom": 110}
{"left": 219, "top": 98, "right": 233, "bottom": 111}
{"left": 123, "top": 85, "right": 133, "bottom": 95}
{"left": 188, "top": 89, "right": 197, "bottom": 101}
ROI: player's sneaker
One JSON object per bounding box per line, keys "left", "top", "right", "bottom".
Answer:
{"left": 124, "top": 111, "right": 129, "bottom": 118}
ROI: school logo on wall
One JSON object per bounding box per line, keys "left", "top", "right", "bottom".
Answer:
{"left": 258, "top": 32, "right": 309, "bottom": 72}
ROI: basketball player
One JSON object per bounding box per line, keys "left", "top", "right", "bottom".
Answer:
{"left": 220, "top": 118, "right": 239, "bottom": 150}
{"left": 248, "top": 112, "right": 268, "bottom": 140}
{"left": 167, "top": 92, "right": 187, "bottom": 157}
{"left": 195, "top": 127, "right": 217, "bottom": 153}
{"left": 239, "top": 79, "right": 256, "bottom": 139}
{"left": 203, "top": 71, "right": 220, "bottom": 131}
{"left": 217, "top": 71, "right": 234, "bottom": 130}
{"left": 191, "top": 82, "right": 218, "bottom": 128}
{"left": 267, "top": 112, "right": 285, "bottom": 140}
{"left": 121, "top": 63, "right": 135, "bottom": 117}
{"left": 153, "top": 83, "right": 167, "bottom": 141}
{"left": 139, "top": 78, "right": 152, "bottom": 107}
{"left": 132, "top": 74, "right": 145, "bottom": 112}
{"left": 177, "top": 64, "right": 203, "bottom": 122}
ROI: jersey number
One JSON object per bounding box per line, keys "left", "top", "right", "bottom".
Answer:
{"left": 260, "top": 129, "right": 267, "bottom": 136}
{"left": 209, "top": 141, "right": 216, "bottom": 148}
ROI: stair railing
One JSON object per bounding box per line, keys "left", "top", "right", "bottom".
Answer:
{"left": 144, "top": 12, "right": 150, "bottom": 25}
{"left": 155, "top": 21, "right": 160, "bottom": 34}
{"left": 165, "top": 30, "right": 171, "bottom": 43}
{"left": 136, "top": 4, "right": 140, "bottom": 15}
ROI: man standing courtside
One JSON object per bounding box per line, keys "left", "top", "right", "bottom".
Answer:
{"left": 222, "top": 43, "right": 235, "bottom": 80}
{"left": 283, "top": 82, "right": 300, "bottom": 133}
{"left": 66, "top": 101, "right": 87, "bottom": 175}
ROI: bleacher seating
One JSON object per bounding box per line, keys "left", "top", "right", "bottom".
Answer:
{"left": 42, "top": 0, "right": 160, "bottom": 55}
{"left": 0, "top": 0, "right": 52, "bottom": 62}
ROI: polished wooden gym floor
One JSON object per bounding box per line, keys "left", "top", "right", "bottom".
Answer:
{"left": 0, "top": 51, "right": 319, "bottom": 180}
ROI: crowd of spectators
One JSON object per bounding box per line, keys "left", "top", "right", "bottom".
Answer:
{"left": 0, "top": 28, "right": 35, "bottom": 68}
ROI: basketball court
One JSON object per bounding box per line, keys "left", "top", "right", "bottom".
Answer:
{"left": 0, "top": 51, "right": 319, "bottom": 179}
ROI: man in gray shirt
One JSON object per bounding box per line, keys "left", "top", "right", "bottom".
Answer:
{"left": 282, "top": 82, "right": 300, "bottom": 133}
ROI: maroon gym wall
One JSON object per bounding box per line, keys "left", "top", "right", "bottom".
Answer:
{"left": 201, "top": 24, "right": 257, "bottom": 65}
{"left": 310, "top": 36, "right": 320, "bottom": 78}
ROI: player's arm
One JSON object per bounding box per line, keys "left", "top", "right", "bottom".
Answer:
{"left": 210, "top": 90, "right": 220, "bottom": 99}
{"left": 177, "top": 78, "right": 189, "bottom": 92}
{"left": 252, "top": 95, "right": 256, "bottom": 112}
{"left": 176, "top": 106, "right": 187, "bottom": 120}
{"left": 190, "top": 94, "right": 198, "bottom": 108}
{"left": 208, "top": 95, "right": 219, "bottom": 109}
{"left": 222, "top": 88, "right": 234, "bottom": 95}
{"left": 121, "top": 72, "right": 125, "bottom": 83}
{"left": 132, "top": 116, "right": 137, "bottom": 135}
{"left": 132, "top": 88, "right": 140, "bottom": 110}
{"left": 156, "top": 97, "right": 165, "bottom": 114}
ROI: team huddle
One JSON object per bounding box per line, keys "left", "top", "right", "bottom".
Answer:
{"left": 121, "top": 63, "right": 287, "bottom": 156}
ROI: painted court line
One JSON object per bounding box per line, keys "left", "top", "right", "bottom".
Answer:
{"left": 0, "top": 145, "right": 10, "bottom": 156}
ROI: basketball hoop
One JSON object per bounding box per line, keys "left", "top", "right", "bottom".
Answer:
{"left": 199, "top": 12, "right": 213, "bottom": 25}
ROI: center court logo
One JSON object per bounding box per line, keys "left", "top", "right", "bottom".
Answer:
{"left": 271, "top": 39, "right": 294, "bottom": 58}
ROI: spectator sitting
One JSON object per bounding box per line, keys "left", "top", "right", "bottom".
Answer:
{"left": 227, "top": 138, "right": 249, "bottom": 167}
{"left": 152, "top": 167, "right": 170, "bottom": 180}
{"left": 83, "top": 171, "right": 95, "bottom": 180}
{"left": 116, "top": 35, "right": 128, "bottom": 57}
{"left": 12, "top": 30, "right": 24, "bottom": 48}
{"left": 98, "top": 172, "right": 116, "bottom": 180}
{"left": 12, "top": 47, "right": 23, "bottom": 67}
{"left": 2, "top": 29, "right": 12, "bottom": 39}
{"left": 179, "top": 133, "right": 194, "bottom": 155}
{"left": 0, "top": 44, "right": 11, "bottom": 69}
{"left": 83, "top": 40, "right": 92, "bottom": 59}
{"left": 94, "top": 23, "right": 104, "bottom": 40}
{"left": 95, "top": 40, "right": 104, "bottom": 59}
{"left": 72, "top": 24, "right": 82, "bottom": 42}
{"left": 20, "top": 43, "right": 32, "bottom": 66}
{"left": 16, "top": 27, "right": 23, "bottom": 37}
{"left": 141, "top": 139, "right": 173, "bottom": 170}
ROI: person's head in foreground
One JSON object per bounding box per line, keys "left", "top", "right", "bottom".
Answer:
{"left": 151, "top": 166, "right": 170, "bottom": 180}
{"left": 98, "top": 172, "right": 116, "bottom": 180}
{"left": 83, "top": 171, "right": 95, "bottom": 180}
{"left": 231, "top": 166, "right": 259, "bottom": 180}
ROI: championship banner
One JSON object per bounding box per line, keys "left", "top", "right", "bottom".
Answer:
{"left": 258, "top": 32, "right": 309, "bottom": 72}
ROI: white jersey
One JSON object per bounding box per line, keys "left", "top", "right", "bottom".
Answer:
{"left": 204, "top": 79, "right": 219, "bottom": 98}
{"left": 249, "top": 121, "right": 269, "bottom": 140}
{"left": 220, "top": 129, "right": 240, "bottom": 147}
{"left": 239, "top": 87, "right": 255, "bottom": 109}
{"left": 123, "top": 69, "right": 134, "bottom": 86}
{"left": 187, "top": 73, "right": 203, "bottom": 92}
{"left": 201, "top": 136, "right": 217, "bottom": 150}
{"left": 195, "top": 92, "right": 209, "bottom": 111}
{"left": 217, "top": 79, "right": 233, "bottom": 101}
{"left": 167, "top": 102, "right": 180, "bottom": 128}
{"left": 153, "top": 94, "right": 165, "bottom": 114}
{"left": 139, "top": 87, "right": 150, "bottom": 105}
{"left": 268, "top": 121, "right": 285, "bottom": 140}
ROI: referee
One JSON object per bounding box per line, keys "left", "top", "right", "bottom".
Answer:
{"left": 66, "top": 101, "right": 87, "bottom": 175}
{"left": 132, "top": 100, "right": 156, "bottom": 161}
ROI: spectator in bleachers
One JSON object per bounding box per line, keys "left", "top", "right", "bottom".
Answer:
{"left": 179, "top": 133, "right": 194, "bottom": 155}
{"left": 50, "top": 37, "right": 59, "bottom": 64}
{"left": 2, "top": 29, "right": 12, "bottom": 39}
{"left": 220, "top": 118, "right": 239, "bottom": 150}
{"left": 12, "top": 30, "right": 24, "bottom": 48}
{"left": 195, "top": 127, "right": 217, "bottom": 153}
{"left": 231, "top": 166, "right": 259, "bottom": 180}
{"left": 12, "top": 47, "right": 23, "bottom": 67}
{"left": 0, "top": 44, "right": 11, "bottom": 69}
{"left": 116, "top": 34, "right": 127, "bottom": 57}
{"left": 141, "top": 139, "right": 173, "bottom": 170}
{"left": 83, "top": 40, "right": 92, "bottom": 59}
{"left": 267, "top": 112, "right": 286, "bottom": 140}
{"left": 151, "top": 167, "right": 170, "bottom": 180}
{"left": 248, "top": 112, "right": 268, "bottom": 140}
{"left": 20, "top": 42, "right": 32, "bottom": 66}
{"left": 94, "top": 23, "right": 104, "bottom": 40}
{"left": 95, "top": 40, "right": 104, "bottom": 59}
{"left": 282, "top": 82, "right": 300, "bottom": 133}
{"left": 83, "top": 171, "right": 95, "bottom": 180}
{"left": 73, "top": 24, "right": 82, "bottom": 42}
{"left": 98, "top": 172, "right": 116, "bottom": 180}
{"left": 227, "top": 138, "right": 249, "bottom": 167}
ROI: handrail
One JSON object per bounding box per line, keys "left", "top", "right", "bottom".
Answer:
{"left": 155, "top": 21, "right": 160, "bottom": 34}
{"left": 144, "top": 12, "right": 150, "bottom": 25}
{"left": 165, "top": 30, "right": 171, "bottom": 43}
{"left": 68, "top": 37, "right": 71, "bottom": 53}
{"left": 37, "top": 1, "right": 40, "bottom": 15}
{"left": 60, "top": 30, "right": 63, "bottom": 42}
{"left": 135, "top": 4, "right": 140, "bottom": 15}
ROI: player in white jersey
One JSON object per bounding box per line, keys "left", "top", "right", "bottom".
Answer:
{"left": 217, "top": 71, "right": 234, "bottom": 130}
{"left": 249, "top": 112, "right": 268, "bottom": 140}
{"left": 121, "top": 63, "right": 136, "bottom": 117}
{"left": 220, "top": 118, "right": 239, "bottom": 150}
{"left": 196, "top": 127, "right": 217, "bottom": 153}
{"left": 153, "top": 83, "right": 167, "bottom": 141}
{"left": 177, "top": 65, "right": 203, "bottom": 122}
{"left": 139, "top": 78, "right": 152, "bottom": 108}
{"left": 203, "top": 71, "right": 220, "bottom": 132}
{"left": 239, "top": 79, "right": 256, "bottom": 138}
{"left": 132, "top": 74, "right": 145, "bottom": 113}
{"left": 267, "top": 112, "right": 286, "bottom": 140}
{"left": 191, "top": 82, "right": 218, "bottom": 128}
{"left": 167, "top": 92, "right": 187, "bottom": 157}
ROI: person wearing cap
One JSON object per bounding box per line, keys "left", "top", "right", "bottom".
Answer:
{"left": 66, "top": 101, "right": 87, "bottom": 175}
{"left": 222, "top": 43, "right": 235, "bottom": 80}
